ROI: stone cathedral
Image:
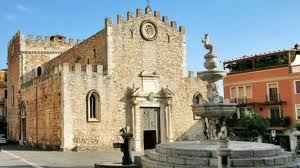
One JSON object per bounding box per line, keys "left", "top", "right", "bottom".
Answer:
{"left": 6, "top": 6, "right": 207, "bottom": 152}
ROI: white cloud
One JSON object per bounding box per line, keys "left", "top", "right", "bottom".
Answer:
{"left": 16, "top": 3, "right": 30, "bottom": 13}
{"left": 3, "top": 14, "right": 16, "bottom": 22}
{"left": 2, "top": 3, "right": 32, "bottom": 22}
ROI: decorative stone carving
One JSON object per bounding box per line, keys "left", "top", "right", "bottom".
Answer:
{"left": 201, "top": 33, "right": 214, "bottom": 55}
{"left": 140, "top": 20, "right": 157, "bottom": 41}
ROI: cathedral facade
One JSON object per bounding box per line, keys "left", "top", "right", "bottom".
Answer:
{"left": 7, "top": 6, "right": 206, "bottom": 152}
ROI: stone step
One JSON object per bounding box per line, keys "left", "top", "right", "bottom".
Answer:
{"left": 142, "top": 153, "right": 299, "bottom": 168}
{"left": 144, "top": 151, "right": 217, "bottom": 167}
{"left": 141, "top": 156, "right": 218, "bottom": 168}
{"left": 234, "top": 163, "right": 300, "bottom": 168}
{"left": 155, "top": 147, "right": 212, "bottom": 158}
{"left": 230, "top": 148, "right": 284, "bottom": 159}
{"left": 230, "top": 154, "right": 295, "bottom": 167}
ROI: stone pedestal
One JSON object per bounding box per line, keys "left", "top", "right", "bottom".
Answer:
{"left": 217, "top": 139, "right": 230, "bottom": 168}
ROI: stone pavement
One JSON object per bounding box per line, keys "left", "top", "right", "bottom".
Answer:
{"left": 0, "top": 145, "right": 122, "bottom": 168}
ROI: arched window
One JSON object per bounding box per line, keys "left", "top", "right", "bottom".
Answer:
{"left": 87, "top": 90, "right": 100, "bottom": 122}
{"left": 37, "top": 66, "right": 42, "bottom": 76}
{"left": 193, "top": 92, "right": 204, "bottom": 105}
{"left": 20, "top": 101, "right": 26, "bottom": 117}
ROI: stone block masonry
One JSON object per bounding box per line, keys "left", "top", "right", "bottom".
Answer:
{"left": 7, "top": 6, "right": 208, "bottom": 152}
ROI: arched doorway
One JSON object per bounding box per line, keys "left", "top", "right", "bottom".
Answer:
{"left": 19, "top": 102, "right": 26, "bottom": 145}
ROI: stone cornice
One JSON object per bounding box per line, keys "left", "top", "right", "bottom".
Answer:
{"left": 21, "top": 51, "right": 64, "bottom": 54}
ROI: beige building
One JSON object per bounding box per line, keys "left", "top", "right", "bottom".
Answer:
{"left": 0, "top": 69, "right": 7, "bottom": 136}
{"left": 6, "top": 6, "right": 207, "bottom": 152}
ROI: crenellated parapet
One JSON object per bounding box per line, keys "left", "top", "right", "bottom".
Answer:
{"left": 22, "top": 34, "right": 81, "bottom": 46}
{"left": 22, "top": 63, "right": 104, "bottom": 85}
{"left": 104, "top": 6, "right": 186, "bottom": 34}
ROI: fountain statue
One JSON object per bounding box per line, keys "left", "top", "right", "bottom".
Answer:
{"left": 141, "top": 34, "right": 300, "bottom": 168}
{"left": 195, "top": 33, "right": 236, "bottom": 142}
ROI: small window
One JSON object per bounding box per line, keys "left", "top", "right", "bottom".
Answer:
{"left": 246, "top": 86, "right": 252, "bottom": 98}
{"left": 93, "top": 49, "right": 96, "bottom": 58}
{"left": 270, "top": 106, "right": 281, "bottom": 119}
{"left": 238, "top": 86, "right": 245, "bottom": 99}
{"left": 296, "top": 104, "right": 300, "bottom": 120}
{"left": 86, "top": 90, "right": 100, "bottom": 122}
{"left": 37, "top": 67, "right": 42, "bottom": 76}
{"left": 267, "top": 82, "right": 279, "bottom": 102}
{"left": 295, "top": 80, "right": 300, "bottom": 94}
{"left": 230, "top": 87, "right": 237, "bottom": 99}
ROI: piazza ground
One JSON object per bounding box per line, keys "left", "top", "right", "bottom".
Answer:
{"left": 0, "top": 144, "right": 121, "bottom": 168}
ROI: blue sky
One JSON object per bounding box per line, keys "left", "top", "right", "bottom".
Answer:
{"left": 1, "top": 0, "right": 300, "bottom": 71}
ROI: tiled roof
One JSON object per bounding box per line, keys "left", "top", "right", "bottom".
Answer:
{"left": 224, "top": 49, "right": 294, "bottom": 64}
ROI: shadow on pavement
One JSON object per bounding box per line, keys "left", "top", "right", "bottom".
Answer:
{"left": 0, "top": 165, "right": 92, "bottom": 168}
{"left": 1, "top": 144, "right": 59, "bottom": 152}
{"left": 0, "top": 166, "right": 34, "bottom": 168}
{"left": 42, "top": 167, "right": 92, "bottom": 168}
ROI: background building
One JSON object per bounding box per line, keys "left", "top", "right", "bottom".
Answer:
{"left": 223, "top": 44, "right": 300, "bottom": 152}
{"left": 6, "top": 6, "right": 207, "bottom": 152}
{"left": 0, "top": 69, "right": 7, "bottom": 138}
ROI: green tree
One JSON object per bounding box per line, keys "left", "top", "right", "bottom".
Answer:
{"left": 239, "top": 113, "right": 269, "bottom": 141}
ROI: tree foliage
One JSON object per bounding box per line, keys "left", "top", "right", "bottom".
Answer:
{"left": 239, "top": 113, "right": 269, "bottom": 141}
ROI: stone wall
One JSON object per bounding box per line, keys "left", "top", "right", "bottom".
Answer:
{"left": 6, "top": 7, "right": 208, "bottom": 151}
{"left": 106, "top": 8, "right": 207, "bottom": 144}
{"left": 20, "top": 34, "right": 75, "bottom": 76}
{"left": 6, "top": 32, "right": 74, "bottom": 143}
{"left": 43, "top": 30, "right": 107, "bottom": 73}
{"left": 60, "top": 7, "right": 207, "bottom": 151}
{"left": 59, "top": 63, "right": 113, "bottom": 150}
{"left": 7, "top": 32, "right": 21, "bottom": 141}
{"left": 0, "top": 70, "right": 7, "bottom": 120}
{"left": 21, "top": 74, "right": 62, "bottom": 148}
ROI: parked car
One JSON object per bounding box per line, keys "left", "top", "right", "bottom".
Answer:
{"left": 0, "top": 133, "right": 7, "bottom": 144}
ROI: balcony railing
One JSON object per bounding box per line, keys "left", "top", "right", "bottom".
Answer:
{"left": 265, "top": 94, "right": 286, "bottom": 105}
{"left": 229, "top": 95, "right": 287, "bottom": 106}
{"left": 230, "top": 98, "right": 252, "bottom": 105}
{"left": 268, "top": 117, "right": 291, "bottom": 127}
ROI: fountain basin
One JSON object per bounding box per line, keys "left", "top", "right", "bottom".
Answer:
{"left": 192, "top": 103, "right": 237, "bottom": 119}
{"left": 197, "top": 70, "right": 227, "bottom": 83}
{"left": 141, "top": 141, "right": 299, "bottom": 168}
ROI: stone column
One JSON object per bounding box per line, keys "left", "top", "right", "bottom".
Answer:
{"left": 132, "top": 100, "right": 143, "bottom": 154}
{"left": 166, "top": 99, "right": 174, "bottom": 142}
{"left": 131, "top": 99, "right": 139, "bottom": 152}
{"left": 160, "top": 103, "right": 167, "bottom": 144}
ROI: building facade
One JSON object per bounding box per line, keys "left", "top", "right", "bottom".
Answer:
{"left": 223, "top": 45, "right": 300, "bottom": 151}
{"left": 6, "top": 6, "right": 207, "bottom": 152}
{"left": 0, "top": 69, "right": 7, "bottom": 136}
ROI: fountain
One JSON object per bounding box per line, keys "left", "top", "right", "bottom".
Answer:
{"left": 141, "top": 34, "right": 300, "bottom": 168}
{"left": 194, "top": 33, "right": 236, "bottom": 143}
